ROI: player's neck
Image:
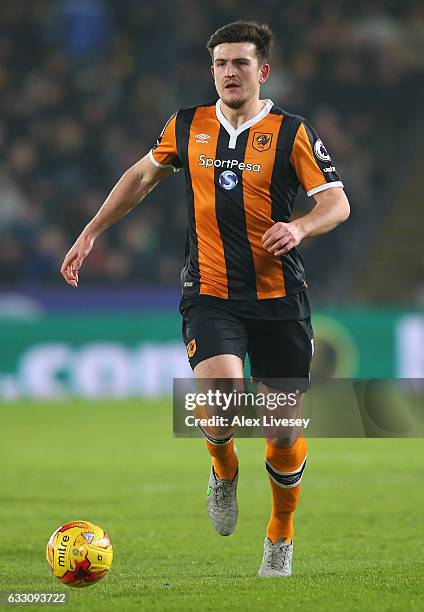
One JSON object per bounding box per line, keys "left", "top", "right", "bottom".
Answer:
{"left": 219, "top": 98, "right": 266, "bottom": 129}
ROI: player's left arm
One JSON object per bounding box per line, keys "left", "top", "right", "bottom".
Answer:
{"left": 262, "top": 187, "right": 350, "bottom": 256}
{"left": 263, "top": 117, "right": 350, "bottom": 256}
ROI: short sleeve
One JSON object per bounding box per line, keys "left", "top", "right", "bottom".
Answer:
{"left": 290, "top": 122, "right": 343, "bottom": 197}
{"left": 149, "top": 113, "right": 182, "bottom": 172}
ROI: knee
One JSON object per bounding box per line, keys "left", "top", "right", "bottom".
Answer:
{"left": 266, "top": 433, "right": 299, "bottom": 449}
{"left": 202, "top": 425, "right": 235, "bottom": 441}
{"left": 194, "top": 403, "right": 235, "bottom": 440}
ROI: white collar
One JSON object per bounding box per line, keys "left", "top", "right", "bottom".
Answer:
{"left": 215, "top": 98, "right": 274, "bottom": 149}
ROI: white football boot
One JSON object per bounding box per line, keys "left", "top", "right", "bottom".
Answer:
{"left": 206, "top": 466, "right": 238, "bottom": 536}
{"left": 258, "top": 537, "right": 293, "bottom": 577}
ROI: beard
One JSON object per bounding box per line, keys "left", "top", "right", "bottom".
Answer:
{"left": 221, "top": 92, "right": 246, "bottom": 109}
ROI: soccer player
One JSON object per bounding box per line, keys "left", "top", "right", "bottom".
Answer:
{"left": 61, "top": 21, "right": 350, "bottom": 577}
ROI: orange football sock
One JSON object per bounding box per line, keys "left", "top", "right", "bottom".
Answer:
{"left": 206, "top": 437, "right": 238, "bottom": 480}
{"left": 265, "top": 437, "right": 307, "bottom": 543}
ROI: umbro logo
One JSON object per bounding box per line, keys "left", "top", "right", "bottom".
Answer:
{"left": 195, "top": 133, "right": 211, "bottom": 144}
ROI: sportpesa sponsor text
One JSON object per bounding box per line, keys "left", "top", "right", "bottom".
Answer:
{"left": 198, "top": 154, "right": 261, "bottom": 172}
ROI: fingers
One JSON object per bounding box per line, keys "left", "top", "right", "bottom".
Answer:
{"left": 263, "top": 231, "right": 291, "bottom": 253}
{"left": 268, "top": 237, "right": 292, "bottom": 256}
{"left": 262, "top": 225, "right": 280, "bottom": 246}
{"left": 273, "top": 239, "right": 297, "bottom": 256}
{"left": 263, "top": 232, "right": 296, "bottom": 256}
{"left": 60, "top": 233, "right": 93, "bottom": 287}
{"left": 262, "top": 221, "right": 288, "bottom": 249}
{"left": 60, "top": 252, "right": 80, "bottom": 288}
{"left": 262, "top": 233, "right": 281, "bottom": 249}
{"left": 262, "top": 221, "right": 299, "bottom": 255}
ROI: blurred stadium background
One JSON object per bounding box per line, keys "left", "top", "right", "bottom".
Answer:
{"left": 1, "top": 0, "right": 424, "bottom": 399}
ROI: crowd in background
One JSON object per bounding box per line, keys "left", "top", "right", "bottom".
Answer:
{"left": 1, "top": 0, "right": 423, "bottom": 300}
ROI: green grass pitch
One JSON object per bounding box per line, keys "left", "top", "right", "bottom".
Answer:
{"left": 0, "top": 400, "right": 423, "bottom": 611}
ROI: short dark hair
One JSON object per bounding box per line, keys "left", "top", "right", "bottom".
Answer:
{"left": 207, "top": 20, "right": 273, "bottom": 65}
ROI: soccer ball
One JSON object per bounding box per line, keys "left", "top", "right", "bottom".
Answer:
{"left": 46, "top": 520, "right": 113, "bottom": 588}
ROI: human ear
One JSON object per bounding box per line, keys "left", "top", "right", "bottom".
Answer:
{"left": 259, "top": 63, "right": 270, "bottom": 84}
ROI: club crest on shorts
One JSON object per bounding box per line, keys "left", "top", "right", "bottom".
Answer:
{"left": 187, "top": 338, "right": 196, "bottom": 358}
{"left": 253, "top": 132, "right": 273, "bottom": 152}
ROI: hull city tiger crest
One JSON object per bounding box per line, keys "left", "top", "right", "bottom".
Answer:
{"left": 187, "top": 338, "right": 196, "bottom": 358}
{"left": 253, "top": 132, "right": 273, "bottom": 152}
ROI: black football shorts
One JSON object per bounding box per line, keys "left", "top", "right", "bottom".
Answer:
{"left": 179, "top": 295, "right": 314, "bottom": 390}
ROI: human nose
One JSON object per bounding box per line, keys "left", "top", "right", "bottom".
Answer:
{"left": 225, "top": 62, "right": 236, "bottom": 78}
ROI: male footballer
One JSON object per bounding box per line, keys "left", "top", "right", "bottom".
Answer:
{"left": 61, "top": 21, "right": 350, "bottom": 577}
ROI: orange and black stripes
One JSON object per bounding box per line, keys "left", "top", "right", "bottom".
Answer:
{"left": 243, "top": 113, "right": 286, "bottom": 298}
{"left": 150, "top": 102, "right": 343, "bottom": 300}
{"left": 291, "top": 121, "right": 341, "bottom": 193}
{"left": 214, "top": 126, "right": 257, "bottom": 298}
{"left": 290, "top": 123, "right": 327, "bottom": 193}
{"left": 175, "top": 106, "right": 199, "bottom": 293}
{"left": 188, "top": 107, "right": 228, "bottom": 298}
{"left": 150, "top": 113, "right": 180, "bottom": 169}
{"left": 270, "top": 112, "right": 310, "bottom": 294}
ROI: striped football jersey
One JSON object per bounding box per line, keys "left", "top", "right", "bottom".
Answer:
{"left": 149, "top": 99, "right": 343, "bottom": 300}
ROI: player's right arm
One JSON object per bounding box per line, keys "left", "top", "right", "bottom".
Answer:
{"left": 60, "top": 155, "right": 173, "bottom": 287}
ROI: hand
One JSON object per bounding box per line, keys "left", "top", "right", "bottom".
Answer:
{"left": 60, "top": 232, "right": 95, "bottom": 287}
{"left": 262, "top": 220, "right": 305, "bottom": 257}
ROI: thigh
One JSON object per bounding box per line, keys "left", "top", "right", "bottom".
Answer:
{"left": 193, "top": 355, "right": 245, "bottom": 438}
{"left": 248, "top": 317, "right": 314, "bottom": 388}
{"left": 194, "top": 354, "right": 244, "bottom": 378}
{"left": 258, "top": 383, "right": 305, "bottom": 446}
{"left": 180, "top": 297, "right": 249, "bottom": 371}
